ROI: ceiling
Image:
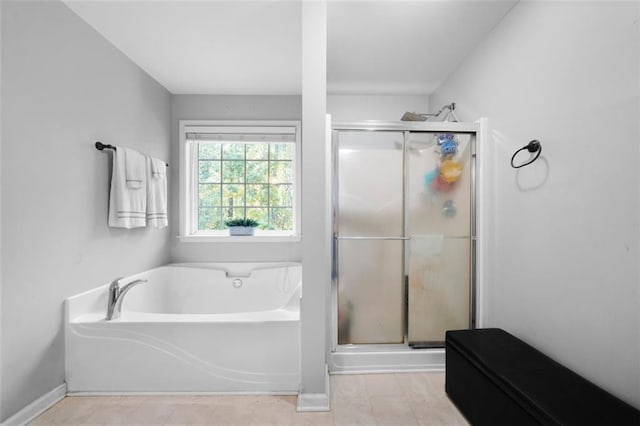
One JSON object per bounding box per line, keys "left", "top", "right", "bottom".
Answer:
{"left": 64, "top": 0, "right": 517, "bottom": 96}
{"left": 63, "top": 0, "right": 302, "bottom": 95}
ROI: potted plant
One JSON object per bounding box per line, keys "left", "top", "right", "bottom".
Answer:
{"left": 225, "top": 218, "right": 259, "bottom": 236}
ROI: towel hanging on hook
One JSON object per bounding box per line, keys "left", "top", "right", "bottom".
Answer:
{"left": 511, "top": 140, "right": 542, "bottom": 168}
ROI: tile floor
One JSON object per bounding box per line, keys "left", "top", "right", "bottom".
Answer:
{"left": 29, "top": 373, "right": 469, "bottom": 425}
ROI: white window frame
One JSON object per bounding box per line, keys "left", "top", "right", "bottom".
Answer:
{"left": 178, "top": 120, "right": 301, "bottom": 242}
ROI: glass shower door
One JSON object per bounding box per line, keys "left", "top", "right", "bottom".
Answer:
{"left": 406, "top": 132, "right": 473, "bottom": 346}
{"left": 336, "top": 131, "right": 405, "bottom": 344}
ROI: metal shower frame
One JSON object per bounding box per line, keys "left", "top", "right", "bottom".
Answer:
{"left": 330, "top": 120, "right": 479, "bottom": 353}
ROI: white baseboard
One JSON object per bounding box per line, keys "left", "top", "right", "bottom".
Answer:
{"left": 67, "top": 390, "right": 297, "bottom": 396}
{"left": 296, "top": 367, "right": 330, "bottom": 412}
{"left": 329, "top": 347, "right": 445, "bottom": 374}
{"left": 1, "top": 383, "right": 66, "bottom": 426}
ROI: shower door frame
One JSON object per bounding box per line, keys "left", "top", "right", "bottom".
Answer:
{"left": 330, "top": 120, "right": 481, "bottom": 358}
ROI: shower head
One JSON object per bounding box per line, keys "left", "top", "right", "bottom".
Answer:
{"left": 401, "top": 112, "right": 426, "bottom": 121}
{"left": 401, "top": 102, "right": 458, "bottom": 122}
{"left": 401, "top": 112, "right": 432, "bottom": 121}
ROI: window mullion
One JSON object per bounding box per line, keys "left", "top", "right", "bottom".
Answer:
{"left": 267, "top": 145, "right": 272, "bottom": 228}
{"left": 219, "top": 143, "right": 225, "bottom": 223}
{"left": 243, "top": 144, "right": 247, "bottom": 219}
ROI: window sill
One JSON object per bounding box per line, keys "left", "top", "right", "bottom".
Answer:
{"left": 177, "top": 234, "right": 301, "bottom": 243}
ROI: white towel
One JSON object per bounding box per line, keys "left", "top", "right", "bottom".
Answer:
{"left": 145, "top": 156, "right": 168, "bottom": 228}
{"left": 150, "top": 155, "right": 165, "bottom": 179}
{"left": 108, "top": 147, "right": 147, "bottom": 228}
{"left": 124, "top": 147, "right": 145, "bottom": 189}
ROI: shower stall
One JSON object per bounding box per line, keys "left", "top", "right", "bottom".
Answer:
{"left": 330, "top": 120, "right": 480, "bottom": 372}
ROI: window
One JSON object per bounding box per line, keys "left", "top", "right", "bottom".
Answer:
{"left": 179, "top": 120, "right": 301, "bottom": 241}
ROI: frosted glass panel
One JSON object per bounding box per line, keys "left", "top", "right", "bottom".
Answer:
{"left": 408, "top": 237, "right": 471, "bottom": 344}
{"left": 406, "top": 133, "right": 471, "bottom": 236}
{"left": 406, "top": 132, "right": 472, "bottom": 345}
{"left": 337, "top": 131, "right": 403, "bottom": 237}
{"left": 337, "top": 239, "right": 404, "bottom": 344}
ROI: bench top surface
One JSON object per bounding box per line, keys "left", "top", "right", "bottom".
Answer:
{"left": 446, "top": 328, "right": 640, "bottom": 425}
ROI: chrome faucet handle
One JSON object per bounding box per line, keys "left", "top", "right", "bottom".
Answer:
{"left": 110, "top": 277, "right": 124, "bottom": 287}
{"left": 106, "top": 277, "right": 124, "bottom": 320}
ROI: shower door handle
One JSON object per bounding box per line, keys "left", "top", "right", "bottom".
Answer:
{"left": 335, "top": 236, "right": 410, "bottom": 240}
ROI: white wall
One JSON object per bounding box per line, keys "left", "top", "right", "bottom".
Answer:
{"left": 169, "top": 95, "right": 302, "bottom": 263}
{"left": 431, "top": 1, "right": 640, "bottom": 407}
{"left": 0, "top": 1, "right": 171, "bottom": 421}
{"left": 327, "top": 94, "right": 428, "bottom": 122}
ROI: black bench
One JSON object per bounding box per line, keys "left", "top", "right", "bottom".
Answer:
{"left": 446, "top": 328, "right": 640, "bottom": 426}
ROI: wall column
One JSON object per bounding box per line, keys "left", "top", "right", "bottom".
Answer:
{"left": 298, "top": 0, "right": 330, "bottom": 412}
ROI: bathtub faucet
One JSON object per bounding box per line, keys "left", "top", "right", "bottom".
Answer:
{"left": 106, "top": 278, "right": 148, "bottom": 320}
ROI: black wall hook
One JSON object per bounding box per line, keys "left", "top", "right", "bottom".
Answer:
{"left": 511, "top": 140, "right": 542, "bottom": 168}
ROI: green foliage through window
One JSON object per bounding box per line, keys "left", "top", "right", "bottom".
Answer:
{"left": 196, "top": 142, "right": 295, "bottom": 232}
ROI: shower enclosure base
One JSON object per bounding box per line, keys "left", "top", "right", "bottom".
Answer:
{"left": 329, "top": 346, "right": 444, "bottom": 374}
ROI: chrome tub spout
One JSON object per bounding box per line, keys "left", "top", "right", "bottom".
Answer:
{"left": 106, "top": 278, "right": 147, "bottom": 320}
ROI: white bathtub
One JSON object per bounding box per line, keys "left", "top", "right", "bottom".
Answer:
{"left": 65, "top": 263, "right": 301, "bottom": 394}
